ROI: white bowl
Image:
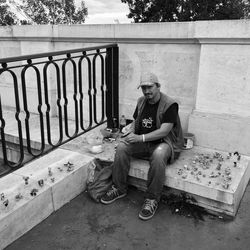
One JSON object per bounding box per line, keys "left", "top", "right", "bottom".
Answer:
{"left": 89, "top": 144, "right": 104, "bottom": 154}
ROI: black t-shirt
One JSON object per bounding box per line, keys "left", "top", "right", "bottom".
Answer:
{"left": 133, "top": 101, "right": 178, "bottom": 137}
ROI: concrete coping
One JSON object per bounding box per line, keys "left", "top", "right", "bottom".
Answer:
{"left": 0, "top": 124, "right": 250, "bottom": 248}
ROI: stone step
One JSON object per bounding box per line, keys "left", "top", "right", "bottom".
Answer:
{"left": 0, "top": 148, "right": 94, "bottom": 249}
{"left": 128, "top": 147, "right": 250, "bottom": 216}
{"left": 62, "top": 127, "right": 250, "bottom": 216}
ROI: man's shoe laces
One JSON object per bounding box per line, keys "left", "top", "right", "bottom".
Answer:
{"left": 143, "top": 199, "right": 157, "bottom": 213}
{"left": 107, "top": 185, "right": 119, "bottom": 197}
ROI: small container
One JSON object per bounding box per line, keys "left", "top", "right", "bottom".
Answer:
{"left": 89, "top": 144, "right": 104, "bottom": 154}
{"left": 120, "top": 115, "right": 126, "bottom": 132}
{"left": 183, "top": 133, "right": 195, "bottom": 150}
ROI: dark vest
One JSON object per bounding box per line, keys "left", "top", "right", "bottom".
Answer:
{"left": 134, "top": 92, "right": 184, "bottom": 163}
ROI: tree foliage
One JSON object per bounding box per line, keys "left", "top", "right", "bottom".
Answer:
{"left": 121, "top": 0, "right": 250, "bottom": 22}
{"left": 22, "top": 0, "right": 88, "bottom": 24}
{"left": 0, "top": 0, "right": 17, "bottom": 25}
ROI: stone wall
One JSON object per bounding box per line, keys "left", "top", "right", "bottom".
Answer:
{"left": 0, "top": 20, "right": 250, "bottom": 155}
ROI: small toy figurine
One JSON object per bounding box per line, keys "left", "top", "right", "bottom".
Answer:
{"left": 64, "top": 161, "right": 74, "bottom": 172}
{"left": 3, "top": 199, "right": 9, "bottom": 207}
{"left": 48, "top": 167, "right": 53, "bottom": 176}
{"left": 38, "top": 179, "right": 44, "bottom": 187}
{"left": 64, "top": 161, "right": 73, "bottom": 167}
{"left": 23, "top": 176, "right": 29, "bottom": 185}
{"left": 222, "top": 182, "right": 230, "bottom": 189}
{"left": 15, "top": 193, "right": 23, "bottom": 201}
{"left": 216, "top": 163, "right": 222, "bottom": 171}
{"left": 0, "top": 193, "right": 4, "bottom": 201}
{"left": 30, "top": 188, "right": 38, "bottom": 196}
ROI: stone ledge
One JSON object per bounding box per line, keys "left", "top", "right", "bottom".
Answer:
{"left": 128, "top": 147, "right": 250, "bottom": 216}
{"left": 62, "top": 127, "right": 250, "bottom": 217}
{"left": 0, "top": 148, "right": 94, "bottom": 249}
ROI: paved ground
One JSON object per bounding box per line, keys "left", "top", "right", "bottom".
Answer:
{"left": 5, "top": 181, "right": 250, "bottom": 250}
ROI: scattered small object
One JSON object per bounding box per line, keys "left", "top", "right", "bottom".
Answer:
{"left": 15, "top": 193, "right": 23, "bottom": 201}
{"left": 213, "top": 152, "right": 224, "bottom": 162}
{"left": 67, "top": 166, "right": 74, "bottom": 172}
{"left": 209, "top": 172, "right": 218, "bottom": 178}
{"left": 57, "top": 167, "right": 63, "bottom": 172}
{"left": 233, "top": 162, "right": 237, "bottom": 167}
{"left": 208, "top": 181, "right": 211, "bottom": 185}
{"left": 225, "top": 175, "right": 232, "bottom": 181}
{"left": 218, "top": 215, "right": 223, "bottom": 219}
{"left": 222, "top": 182, "right": 230, "bottom": 189}
{"left": 182, "top": 174, "right": 187, "bottom": 179}
{"left": 202, "top": 174, "right": 206, "bottom": 178}
{"left": 177, "top": 169, "right": 183, "bottom": 175}
{"left": 38, "top": 179, "right": 44, "bottom": 187}
{"left": 23, "top": 176, "right": 29, "bottom": 185}
{"left": 216, "top": 163, "right": 222, "bottom": 171}
{"left": 237, "top": 155, "right": 241, "bottom": 161}
{"left": 225, "top": 167, "right": 231, "bottom": 175}
{"left": 30, "top": 188, "right": 38, "bottom": 196}
{"left": 48, "top": 167, "right": 53, "bottom": 176}
{"left": 1, "top": 193, "right": 4, "bottom": 201}
{"left": 51, "top": 178, "right": 55, "bottom": 183}
{"left": 175, "top": 208, "right": 179, "bottom": 213}
{"left": 3, "top": 199, "right": 9, "bottom": 207}
{"left": 63, "top": 161, "right": 74, "bottom": 172}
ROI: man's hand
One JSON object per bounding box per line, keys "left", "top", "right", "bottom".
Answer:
{"left": 123, "top": 132, "right": 142, "bottom": 144}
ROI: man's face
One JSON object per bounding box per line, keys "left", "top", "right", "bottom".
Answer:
{"left": 141, "top": 83, "right": 160, "bottom": 101}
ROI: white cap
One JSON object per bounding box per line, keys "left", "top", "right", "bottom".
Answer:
{"left": 138, "top": 72, "right": 160, "bottom": 89}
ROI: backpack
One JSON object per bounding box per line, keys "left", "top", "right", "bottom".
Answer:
{"left": 86, "top": 158, "right": 113, "bottom": 202}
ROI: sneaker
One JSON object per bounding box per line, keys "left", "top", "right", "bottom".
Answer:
{"left": 139, "top": 199, "right": 158, "bottom": 220}
{"left": 100, "top": 185, "right": 126, "bottom": 204}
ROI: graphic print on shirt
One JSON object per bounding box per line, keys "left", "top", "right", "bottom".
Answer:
{"left": 142, "top": 117, "right": 153, "bottom": 129}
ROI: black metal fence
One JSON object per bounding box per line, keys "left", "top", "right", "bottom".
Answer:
{"left": 0, "top": 44, "right": 119, "bottom": 172}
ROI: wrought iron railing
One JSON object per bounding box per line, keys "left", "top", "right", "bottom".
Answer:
{"left": 0, "top": 44, "right": 119, "bottom": 172}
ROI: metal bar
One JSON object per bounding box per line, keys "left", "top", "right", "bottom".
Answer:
{"left": 0, "top": 44, "right": 118, "bottom": 63}
{"left": 43, "top": 58, "right": 63, "bottom": 147}
{"left": 78, "top": 54, "right": 92, "bottom": 131}
{"left": 105, "top": 48, "right": 113, "bottom": 128}
{"left": 0, "top": 44, "right": 118, "bottom": 171}
{"left": 112, "top": 46, "right": 119, "bottom": 128}
{"left": 3, "top": 51, "right": 107, "bottom": 71}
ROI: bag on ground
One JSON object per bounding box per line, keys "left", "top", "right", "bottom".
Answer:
{"left": 86, "top": 158, "right": 113, "bottom": 202}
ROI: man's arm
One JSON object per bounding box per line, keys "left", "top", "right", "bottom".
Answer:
{"left": 124, "top": 123, "right": 173, "bottom": 144}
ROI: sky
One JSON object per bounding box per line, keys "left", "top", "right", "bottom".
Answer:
{"left": 76, "top": 0, "right": 131, "bottom": 24}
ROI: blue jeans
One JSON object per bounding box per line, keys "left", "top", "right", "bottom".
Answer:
{"left": 112, "top": 140, "right": 172, "bottom": 201}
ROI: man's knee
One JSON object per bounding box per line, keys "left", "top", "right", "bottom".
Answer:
{"left": 151, "top": 143, "right": 171, "bottom": 163}
{"left": 116, "top": 140, "right": 130, "bottom": 154}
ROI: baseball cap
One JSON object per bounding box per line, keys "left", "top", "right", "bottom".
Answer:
{"left": 137, "top": 72, "right": 160, "bottom": 89}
